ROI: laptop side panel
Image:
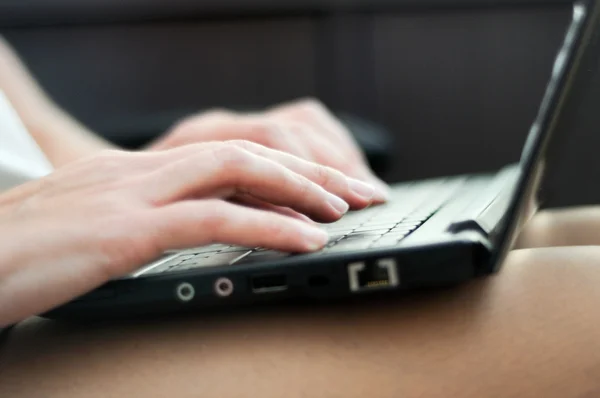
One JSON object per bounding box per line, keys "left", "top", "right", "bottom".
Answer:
{"left": 42, "top": 234, "right": 488, "bottom": 320}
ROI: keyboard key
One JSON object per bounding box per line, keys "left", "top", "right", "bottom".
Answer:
{"left": 347, "top": 229, "right": 390, "bottom": 236}
{"left": 396, "top": 221, "right": 423, "bottom": 228}
{"left": 386, "top": 231, "right": 412, "bottom": 239}
{"left": 173, "top": 254, "right": 195, "bottom": 262}
{"left": 180, "top": 256, "right": 204, "bottom": 266}
{"left": 324, "top": 240, "right": 372, "bottom": 253}
{"left": 405, "top": 213, "right": 432, "bottom": 220}
{"left": 220, "top": 246, "right": 252, "bottom": 253}
{"left": 343, "top": 234, "right": 382, "bottom": 243}
{"left": 341, "top": 233, "right": 382, "bottom": 241}
{"left": 141, "top": 257, "right": 185, "bottom": 275}
{"left": 173, "top": 251, "right": 252, "bottom": 270}
{"left": 328, "top": 234, "right": 348, "bottom": 243}
{"left": 354, "top": 223, "right": 398, "bottom": 231}
{"left": 182, "top": 246, "right": 224, "bottom": 255}
{"left": 369, "top": 215, "right": 407, "bottom": 223}
{"left": 325, "top": 228, "right": 355, "bottom": 235}
{"left": 390, "top": 225, "right": 418, "bottom": 233}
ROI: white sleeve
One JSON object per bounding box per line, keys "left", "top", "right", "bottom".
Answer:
{"left": 0, "top": 90, "right": 54, "bottom": 192}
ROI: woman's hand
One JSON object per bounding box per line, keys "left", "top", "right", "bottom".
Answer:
{"left": 0, "top": 140, "right": 377, "bottom": 326}
{"left": 150, "top": 98, "right": 390, "bottom": 201}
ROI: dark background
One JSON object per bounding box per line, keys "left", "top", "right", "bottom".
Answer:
{"left": 0, "top": 0, "right": 597, "bottom": 208}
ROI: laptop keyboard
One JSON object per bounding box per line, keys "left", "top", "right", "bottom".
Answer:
{"left": 138, "top": 178, "right": 465, "bottom": 276}
{"left": 318, "top": 177, "right": 465, "bottom": 251}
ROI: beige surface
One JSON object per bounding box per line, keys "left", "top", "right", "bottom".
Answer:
{"left": 2, "top": 245, "right": 600, "bottom": 398}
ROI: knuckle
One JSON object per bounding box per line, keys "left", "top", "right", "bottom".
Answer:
{"left": 313, "top": 164, "right": 336, "bottom": 188}
{"left": 293, "top": 173, "right": 316, "bottom": 198}
{"left": 294, "top": 97, "right": 326, "bottom": 115}
{"left": 90, "top": 149, "right": 128, "bottom": 171}
{"left": 213, "top": 143, "right": 253, "bottom": 171}
{"left": 170, "top": 117, "right": 197, "bottom": 136}
{"left": 227, "top": 139, "right": 256, "bottom": 151}
{"left": 262, "top": 218, "right": 288, "bottom": 241}
{"left": 173, "top": 109, "right": 233, "bottom": 132}
{"left": 246, "top": 120, "right": 281, "bottom": 147}
{"left": 198, "top": 200, "right": 229, "bottom": 231}
{"left": 202, "top": 108, "right": 233, "bottom": 120}
{"left": 286, "top": 121, "right": 312, "bottom": 136}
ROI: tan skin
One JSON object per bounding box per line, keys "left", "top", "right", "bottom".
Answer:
{"left": 2, "top": 36, "right": 600, "bottom": 397}
{"left": 0, "top": 141, "right": 387, "bottom": 326}
{"left": 0, "top": 37, "right": 388, "bottom": 325}
{"left": 2, "top": 229, "right": 600, "bottom": 398}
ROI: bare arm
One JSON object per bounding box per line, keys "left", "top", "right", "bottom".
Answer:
{"left": 0, "top": 36, "right": 115, "bottom": 167}
{"left": 0, "top": 141, "right": 379, "bottom": 326}
{"left": 0, "top": 36, "right": 388, "bottom": 195}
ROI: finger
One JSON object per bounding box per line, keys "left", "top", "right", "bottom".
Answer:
{"left": 144, "top": 144, "right": 350, "bottom": 222}
{"left": 163, "top": 113, "right": 316, "bottom": 161}
{"left": 231, "top": 140, "right": 380, "bottom": 207}
{"left": 148, "top": 199, "right": 329, "bottom": 253}
{"left": 150, "top": 109, "right": 238, "bottom": 150}
{"left": 267, "top": 98, "right": 381, "bottom": 180}
{"left": 267, "top": 99, "right": 390, "bottom": 198}
{"left": 345, "top": 167, "right": 391, "bottom": 204}
{"left": 267, "top": 98, "right": 364, "bottom": 160}
{"left": 157, "top": 141, "right": 376, "bottom": 209}
{"left": 232, "top": 194, "right": 315, "bottom": 224}
{"left": 275, "top": 121, "right": 390, "bottom": 203}
{"left": 236, "top": 115, "right": 316, "bottom": 161}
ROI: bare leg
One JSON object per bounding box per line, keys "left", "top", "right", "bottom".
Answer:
{"left": 2, "top": 246, "right": 600, "bottom": 398}
{"left": 517, "top": 206, "right": 600, "bottom": 248}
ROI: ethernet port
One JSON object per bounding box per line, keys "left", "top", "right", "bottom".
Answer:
{"left": 347, "top": 259, "right": 399, "bottom": 293}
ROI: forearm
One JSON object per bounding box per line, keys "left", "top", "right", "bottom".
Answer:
{"left": 25, "top": 105, "right": 116, "bottom": 167}
{"left": 0, "top": 212, "right": 113, "bottom": 327}
{"left": 0, "top": 36, "right": 115, "bottom": 167}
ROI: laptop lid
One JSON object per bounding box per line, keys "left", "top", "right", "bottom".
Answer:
{"left": 489, "top": 0, "right": 600, "bottom": 271}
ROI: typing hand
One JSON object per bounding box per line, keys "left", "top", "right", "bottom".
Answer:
{"left": 0, "top": 141, "right": 377, "bottom": 326}
{"left": 150, "top": 98, "right": 389, "bottom": 202}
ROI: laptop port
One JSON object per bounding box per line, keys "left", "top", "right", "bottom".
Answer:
{"left": 347, "top": 259, "right": 399, "bottom": 293}
{"left": 214, "top": 277, "right": 234, "bottom": 297}
{"left": 251, "top": 274, "right": 288, "bottom": 294}
{"left": 175, "top": 282, "right": 195, "bottom": 302}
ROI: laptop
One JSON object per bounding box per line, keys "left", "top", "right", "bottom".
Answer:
{"left": 44, "top": 0, "right": 599, "bottom": 320}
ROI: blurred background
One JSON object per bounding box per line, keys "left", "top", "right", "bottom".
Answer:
{"left": 0, "top": 0, "right": 597, "bottom": 208}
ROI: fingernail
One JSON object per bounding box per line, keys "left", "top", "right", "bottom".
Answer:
{"left": 326, "top": 193, "right": 350, "bottom": 215}
{"left": 302, "top": 226, "right": 329, "bottom": 251}
{"left": 348, "top": 178, "right": 375, "bottom": 201}
{"left": 369, "top": 178, "right": 391, "bottom": 202}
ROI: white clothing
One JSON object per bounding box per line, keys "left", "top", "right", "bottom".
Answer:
{"left": 0, "top": 90, "right": 53, "bottom": 192}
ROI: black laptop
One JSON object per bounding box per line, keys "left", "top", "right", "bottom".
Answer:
{"left": 45, "top": 0, "right": 599, "bottom": 320}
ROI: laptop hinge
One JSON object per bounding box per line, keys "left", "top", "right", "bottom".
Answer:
{"left": 447, "top": 165, "right": 519, "bottom": 236}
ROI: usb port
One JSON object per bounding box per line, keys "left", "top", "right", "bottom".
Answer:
{"left": 348, "top": 259, "right": 399, "bottom": 293}
{"left": 251, "top": 274, "right": 288, "bottom": 294}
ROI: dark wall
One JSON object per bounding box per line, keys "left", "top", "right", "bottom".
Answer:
{"left": 2, "top": 18, "right": 320, "bottom": 144}
{"left": 1, "top": 0, "right": 597, "bottom": 208}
